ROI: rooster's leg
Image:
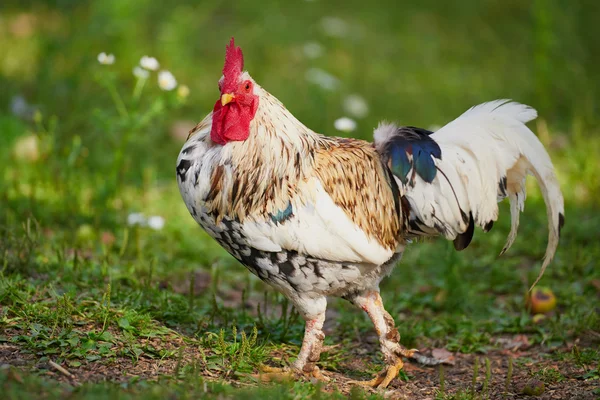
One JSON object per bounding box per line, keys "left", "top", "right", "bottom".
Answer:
{"left": 259, "top": 298, "right": 328, "bottom": 382}
{"left": 346, "top": 290, "right": 416, "bottom": 388}
{"left": 291, "top": 311, "right": 328, "bottom": 379}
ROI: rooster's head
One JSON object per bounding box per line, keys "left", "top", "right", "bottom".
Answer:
{"left": 211, "top": 38, "right": 259, "bottom": 145}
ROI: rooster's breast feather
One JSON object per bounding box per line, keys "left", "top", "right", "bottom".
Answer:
{"left": 240, "top": 177, "right": 398, "bottom": 266}
{"left": 239, "top": 139, "right": 403, "bottom": 266}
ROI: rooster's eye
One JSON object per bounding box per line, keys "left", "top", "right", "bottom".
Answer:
{"left": 245, "top": 83, "right": 251, "bottom": 91}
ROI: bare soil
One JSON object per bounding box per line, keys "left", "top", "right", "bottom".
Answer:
{"left": 2, "top": 334, "right": 598, "bottom": 399}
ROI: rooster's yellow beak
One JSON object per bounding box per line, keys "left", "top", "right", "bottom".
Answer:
{"left": 221, "top": 93, "right": 235, "bottom": 106}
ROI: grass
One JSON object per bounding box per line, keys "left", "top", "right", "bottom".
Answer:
{"left": 1, "top": 0, "right": 600, "bottom": 398}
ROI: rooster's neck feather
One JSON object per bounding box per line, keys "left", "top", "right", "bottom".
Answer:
{"left": 209, "top": 90, "right": 322, "bottom": 222}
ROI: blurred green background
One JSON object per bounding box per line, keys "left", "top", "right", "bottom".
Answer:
{"left": 2, "top": 0, "right": 599, "bottom": 138}
{"left": 2, "top": 0, "right": 599, "bottom": 214}
{"left": 1, "top": 1, "right": 599, "bottom": 397}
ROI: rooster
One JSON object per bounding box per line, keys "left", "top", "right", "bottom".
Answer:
{"left": 176, "top": 38, "right": 564, "bottom": 388}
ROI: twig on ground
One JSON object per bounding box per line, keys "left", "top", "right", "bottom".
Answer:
{"left": 49, "top": 360, "right": 74, "bottom": 378}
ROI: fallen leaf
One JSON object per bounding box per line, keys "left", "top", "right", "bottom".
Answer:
{"left": 431, "top": 348, "right": 455, "bottom": 365}
{"left": 494, "top": 335, "right": 530, "bottom": 351}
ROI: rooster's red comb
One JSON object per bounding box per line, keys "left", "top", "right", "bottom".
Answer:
{"left": 222, "top": 37, "right": 244, "bottom": 93}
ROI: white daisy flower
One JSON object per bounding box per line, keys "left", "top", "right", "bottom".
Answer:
{"left": 321, "top": 17, "right": 348, "bottom": 38}
{"left": 303, "top": 42, "right": 324, "bottom": 59}
{"left": 158, "top": 70, "right": 177, "bottom": 91}
{"left": 147, "top": 216, "right": 165, "bottom": 231}
{"left": 334, "top": 117, "right": 357, "bottom": 132}
{"left": 343, "top": 94, "right": 369, "bottom": 118}
{"left": 127, "top": 212, "right": 146, "bottom": 226}
{"left": 133, "top": 66, "right": 149, "bottom": 79}
{"left": 97, "top": 52, "right": 115, "bottom": 65}
{"left": 140, "top": 56, "right": 159, "bottom": 71}
{"left": 305, "top": 68, "right": 339, "bottom": 91}
{"left": 13, "top": 134, "right": 40, "bottom": 162}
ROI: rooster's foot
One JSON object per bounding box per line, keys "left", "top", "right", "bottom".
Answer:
{"left": 348, "top": 358, "right": 405, "bottom": 389}
{"left": 255, "top": 365, "right": 294, "bottom": 382}
{"left": 256, "top": 365, "right": 329, "bottom": 383}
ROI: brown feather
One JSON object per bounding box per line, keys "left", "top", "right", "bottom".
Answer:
{"left": 313, "top": 139, "right": 400, "bottom": 250}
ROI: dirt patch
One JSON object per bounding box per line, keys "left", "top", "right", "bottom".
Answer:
{"left": 1, "top": 336, "right": 598, "bottom": 399}
{"left": 323, "top": 340, "right": 599, "bottom": 399}
{"left": 0, "top": 333, "right": 206, "bottom": 386}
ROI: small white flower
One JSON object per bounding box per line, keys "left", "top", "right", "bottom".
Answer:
{"left": 13, "top": 134, "right": 40, "bottom": 162}
{"left": 147, "top": 216, "right": 165, "bottom": 231}
{"left": 321, "top": 17, "right": 348, "bottom": 38}
{"left": 305, "top": 68, "right": 339, "bottom": 91}
{"left": 140, "top": 56, "right": 159, "bottom": 71}
{"left": 97, "top": 52, "right": 115, "bottom": 65}
{"left": 334, "top": 117, "right": 357, "bottom": 132}
{"left": 303, "top": 42, "right": 324, "bottom": 59}
{"left": 133, "top": 66, "right": 150, "bottom": 79}
{"left": 177, "top": 84, "right": 190, "bottom": 99}
{"left": 343, "top": 94, "right": 369, "bottom": 118}
{"left": 158, "top": 70, "right": 177, "bottom": 91}
{"left": 127, "top": 212, "right": 146, "bottom": 226}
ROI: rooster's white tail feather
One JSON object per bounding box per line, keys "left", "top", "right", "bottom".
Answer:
{"left": 375, "top": 100, "right": 564, "bottom": 288}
